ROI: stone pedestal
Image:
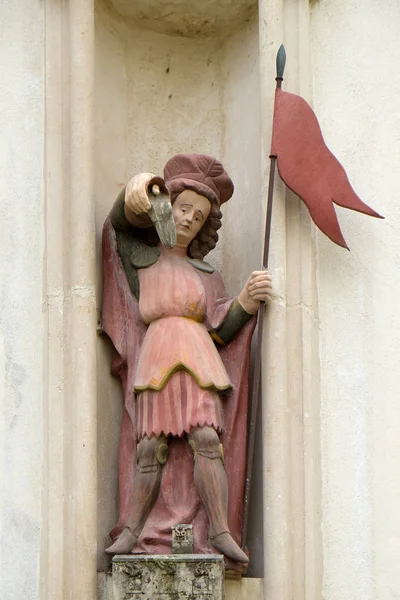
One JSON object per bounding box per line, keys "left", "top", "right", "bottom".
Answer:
{"left": 112, "top": 555, "right": 224, "bottom": 600}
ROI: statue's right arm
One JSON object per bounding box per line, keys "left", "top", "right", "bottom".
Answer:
{"left": 110, "top": 187, "right": 153, "bottom": 232}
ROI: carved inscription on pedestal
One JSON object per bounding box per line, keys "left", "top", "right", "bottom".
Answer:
{"left": 172, "top": 524, "right": 194, "bottom": 554}
{"left": 112, "top": 555, "right": 224, "bottom": 600}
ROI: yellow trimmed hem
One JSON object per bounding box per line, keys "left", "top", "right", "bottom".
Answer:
{"left": 134, "top": 363, "right": 232, "bottom": 394}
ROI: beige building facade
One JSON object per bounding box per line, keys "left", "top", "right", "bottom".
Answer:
{"left": 1, "top": 0, "right": 399, "bottom": 599}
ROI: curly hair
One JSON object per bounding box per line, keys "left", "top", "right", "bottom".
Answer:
{"left": 170, "top": 190, "right": 223, "bottom": 260}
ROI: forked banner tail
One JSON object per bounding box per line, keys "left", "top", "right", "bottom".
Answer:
{"left": 271, "top": 50, "right": 383, "bottom": 249}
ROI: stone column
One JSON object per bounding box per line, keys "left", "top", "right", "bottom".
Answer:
{"left": 258, "top": 1, "right": 323, "bottom": 599}
{"left": 40, "top": 1, "right": 97, "bottom": 599}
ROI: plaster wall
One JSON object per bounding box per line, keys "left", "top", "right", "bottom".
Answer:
{"left": 0, "top": 1, "right": 45, "bottom": 598}
{"left": 311, "top": 1, "right": 400, "bottom": 599}
{"left": 218, "top": 16, "right": 262, "bottom": 296}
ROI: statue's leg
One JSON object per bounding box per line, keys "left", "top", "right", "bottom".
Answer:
{"left": 189, "top": 426, "right": 249, "bottom": 564}
{"left": 105, "top": 434, "right": 168, "bottom": 555}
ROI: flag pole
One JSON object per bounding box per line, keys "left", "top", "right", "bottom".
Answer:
{"left": 241, "top": 44, "right": 286, "bottom": 549}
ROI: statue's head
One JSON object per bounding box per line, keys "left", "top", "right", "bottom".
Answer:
{"left": 164, "top": 154, "right": 234, "bottom": 259}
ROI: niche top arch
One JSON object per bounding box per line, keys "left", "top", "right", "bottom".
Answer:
{"left": 107, "top": 0, "right": 256, "bottom": 37}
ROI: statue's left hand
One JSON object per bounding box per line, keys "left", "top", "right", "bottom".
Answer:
{"left": 238, "top": 270, "right": 272, "bottom": 314}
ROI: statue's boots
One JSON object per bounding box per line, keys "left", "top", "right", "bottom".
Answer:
{"left": 190, "top": 427, "right": 249, "bottom": 564}
{"left": 105, "top": 435, "right": 168, "bottom": 555}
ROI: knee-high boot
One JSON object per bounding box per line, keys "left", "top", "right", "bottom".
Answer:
{"left": 190, "top": 427, "right": 248, "bottom": 564}
{"left": 105, "top": 435, "right": 168, "bottom": 555}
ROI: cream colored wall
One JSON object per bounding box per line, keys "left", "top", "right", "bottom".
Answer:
{"left": 219, "top": 15, "right": 262, "bottom": 295}
{"left": 311, "top": 1, "right": 400, "bottom": 599}
{"left": 0, "top": 1, "right": 45, "bottom": 598}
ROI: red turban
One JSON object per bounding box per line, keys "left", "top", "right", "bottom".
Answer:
{"left": 164, "top": 153, "right": 234, "bottom": 206}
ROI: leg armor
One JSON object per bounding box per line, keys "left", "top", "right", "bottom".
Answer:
{"left": 137, "top": 434, "right": 169, "bottom": 473}
{"left": 105, "top": 434, "right": 168, "bottom": 555}
{"left": 189, "top": 426, "right": 248, "bottom": 564}
{"left": 188, "top": 428, "right": 224, "bottom": 463}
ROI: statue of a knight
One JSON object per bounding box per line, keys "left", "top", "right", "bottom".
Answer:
{"left": 101, "top": 153, "right": 271, "bottom": 568}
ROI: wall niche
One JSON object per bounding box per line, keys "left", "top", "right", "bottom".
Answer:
{"left": 95, "top": 0, "right": 264, "bottom": 585}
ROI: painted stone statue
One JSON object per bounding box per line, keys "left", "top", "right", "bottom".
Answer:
{"left": 102, "top": 154, "right": 271, "bottom": 569}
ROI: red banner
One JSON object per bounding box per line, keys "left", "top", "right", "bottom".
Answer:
{"left": 271, "top": 88, "right": 383, "bottom": 248}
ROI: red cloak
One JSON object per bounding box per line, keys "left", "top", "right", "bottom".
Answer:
{"left": 101, "top": 217, "right": 255, "bottom": 570}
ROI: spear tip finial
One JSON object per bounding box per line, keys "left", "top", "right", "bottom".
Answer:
{"left": 276, "top": 44, "right": 286, "bottom": 81}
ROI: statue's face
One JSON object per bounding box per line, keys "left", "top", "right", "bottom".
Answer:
{"left": 172, "top": 190, "right": 211, "bottom": 247}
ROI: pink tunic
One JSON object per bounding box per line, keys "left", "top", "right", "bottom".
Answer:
{"left": 135, "top": 246, "right": 232, "bottom": 392}
{"left": 134, "top": 246, "right": 232, "bottom": 438}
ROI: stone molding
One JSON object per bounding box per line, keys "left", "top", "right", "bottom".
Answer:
{"left": 258, "top": 1, "right": 323, "bottom": 599}
{"left": 40, "top": 1, "right": 97, "bottom": 599}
